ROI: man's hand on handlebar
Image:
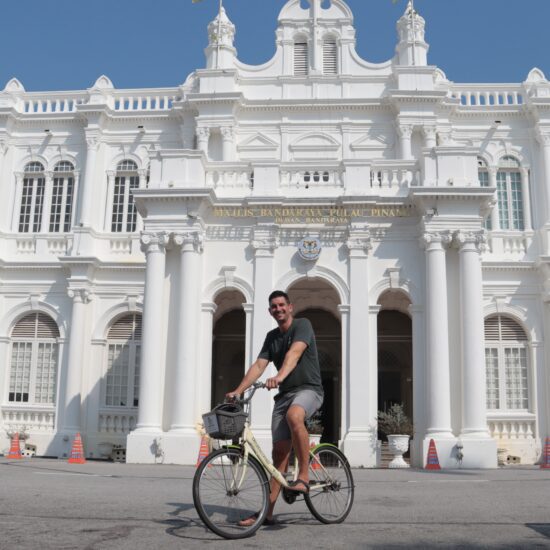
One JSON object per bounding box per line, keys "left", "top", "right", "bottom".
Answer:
{"left": 225, "top": 390, "right": 240, "bottom": 402}
{"left": 265, "top": 375, "right": 284, "bottom": 390}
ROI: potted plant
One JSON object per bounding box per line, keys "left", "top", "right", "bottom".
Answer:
{"left": 376, "top": 404, "right": 414, "bottom": 469}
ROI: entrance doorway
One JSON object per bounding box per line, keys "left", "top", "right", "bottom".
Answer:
{"left": 377, "top": 291, "right": 413, "bottom": 420}
{"left": 211, "top": 290, "right": 246, "bottom": 407}
{"left": 288, "top": 279, "right": 341, "bottom": 445}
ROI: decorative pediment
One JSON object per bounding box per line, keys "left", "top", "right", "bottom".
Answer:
{"left": 237, "top": 133, "right": 279, "bottom": 152}
{"left": 290, "top": 132, "right": 339, "bottom": 151}
{"left": 526, "top": 67, "right": 547, "bottom": 84}
{"left": 3, "top": 77, "right": 24, "bottom": 93}
{"left": 91, "top": 75, "right": 114, "bottom": 90}
{"left": 350, "top": 131, "right": 394, "bottom": 151}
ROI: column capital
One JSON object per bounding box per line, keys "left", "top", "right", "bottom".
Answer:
{"left": 140, "top": 231, "right": 170, "bottom": 254}
{"left": 242, "top": 303, "right": 254, "bottom": 314}
{"left": 453, "top": 230, "right": 487, "bottom": 253}
{"left": 14, "top": 171, "right": 24, "bottom": 181}
{"left": 86, "top": 137, "right": 101, "bottom": 151}
{"left": 201, "top": 302, "right": 218, "bottom": 314}
{"left": 536, "top": 128, "right": 550, "bottom": 147}
{"left": 67, "top": 287, "right": 92, "bottom": 304}
{"left": 420, "top": 231, "right": 452, "bottom": 250}
{"left": 196, "top": 126, "right": 211, "bottom": 140}
{"left": 106, "top": 170, "right": 116, "bottom": 179}
{"left": 397, "top": 124, "right": 413, "bottom": 139}
{"left": 337, "top": 304, "right": 351, "bottom": 314}
{"left": 220, "top": 126, "right": 234, "bottom": 140}
{"left": 422, "top": 124, "right": 437, "bottom": 140}
{"left": 251, "top": 224, "right": 279, "bottom": 255}
{"left": 44, "top": 171, "right": 54, "bottom": 180}
{"left": 173, "top": 230, "right": 204, "bottom": 253}
{"left": 137, "top": 168, "right": 149, "bottom": 178}
{"left": 345, "top": 225, "right": 372, "bottom": 257}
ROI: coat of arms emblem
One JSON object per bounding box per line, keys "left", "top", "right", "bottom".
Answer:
{"left": 298, "top": 237, "right": 321, "bottom": 261}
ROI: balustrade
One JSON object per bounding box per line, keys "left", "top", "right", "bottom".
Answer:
{"left": 98, "top": 409, "right": 138, "bottom": 434}
{"left": 2, "top": 406, "right": 56, "bottom": 432}
{"left": 450, "top": 86, "right": 524, "bottom": 107}
{"left": 488, "top": 415, "right": 535, "bottom": 441}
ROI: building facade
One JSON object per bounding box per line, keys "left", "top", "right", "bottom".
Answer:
{"left": 1, "top": 0, "right": 549, "bottom": 467}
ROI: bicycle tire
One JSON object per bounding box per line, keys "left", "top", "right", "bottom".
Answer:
{"left": 192, "top": 447, "right": 270, "bottom": 539}
{"left": 304, "top": 444, "right": 354, "bottom": 524}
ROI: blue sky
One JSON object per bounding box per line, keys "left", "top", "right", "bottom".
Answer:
{"left": 2, "top": 0, "right": 549, "bottom": 91}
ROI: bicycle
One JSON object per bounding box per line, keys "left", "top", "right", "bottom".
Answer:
{"left": 192, "top": 382, "right": 354, "bottom": 539}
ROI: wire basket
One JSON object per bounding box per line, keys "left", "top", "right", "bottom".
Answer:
{"left": 202, "top": 403, "right": 248, "bottom": 440}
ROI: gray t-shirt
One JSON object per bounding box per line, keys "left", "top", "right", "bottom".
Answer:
{"left": 258, "top": 317, "right": 323, "bottom": 398}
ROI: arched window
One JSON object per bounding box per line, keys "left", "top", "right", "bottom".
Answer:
{"left": 105, "top": 313, "right": 142, "bottom": 407}
{"left": 18, "top": 162, "right": 45, "bottom": 233}
{"left": 9, "top": 312, "right": 60, "bottom": 404}
{"left": 323, "top": 38, "right": 338, "bottom": 75}
{"left": 485, "top": 315, "right": 529, "bottom": 411}
{"left": 497, "top": 156, "right": 524, "bottom": 230}
{"left": 50, "top": 161, "right": 75, "bottom": 233}
{"left": 294, "top": 40, "right": 308, "bottom": 76}
{"left": 111, "top": 160, "right": 139, "bottom": 233}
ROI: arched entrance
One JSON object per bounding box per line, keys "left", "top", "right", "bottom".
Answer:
{"left": 211, "top": 290, "right": 246, "bottom": 407}
{"left": 377, "top": 291, "right": 413, "bottom": 419}
{"left": 288, "top": 279, "right": 341, "bottom": 445}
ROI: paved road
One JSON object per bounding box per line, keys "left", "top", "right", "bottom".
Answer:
{"left": 1, "top": 458, "right": 550, "bottom": 549}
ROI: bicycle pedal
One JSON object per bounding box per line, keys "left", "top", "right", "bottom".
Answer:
{"left": 281, "top": 488, "right": 297, "bottom": 504}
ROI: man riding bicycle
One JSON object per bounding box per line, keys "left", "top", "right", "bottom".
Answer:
{"left": 226, "top": 290, "right": 324, "bottom": 525}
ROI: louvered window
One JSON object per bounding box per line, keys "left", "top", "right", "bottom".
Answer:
{"left": 496, "top": 156, "right": 524, "bottom": 231}
{"left": 323, "top": 39, "right": 337, "bottom": 75}
{"left": 105, "top": 314, "right": 142, "bottom": 408}
{"left": 50, "top": 161, "right": 75, "bottom": 233}
{"left": 484, "top": 315, "right": 529, "bottom": 411}
{"left": 294, "top": 42, "right": 308, "bottom": 76}
{"left": 18, "top": 162, "right": 45, "bottom": 233}
{"left": 111, "top": 160, "right": 140, "bottom": 233}
{"left": 9, "top": 313, "right": 60, "bottom": 404}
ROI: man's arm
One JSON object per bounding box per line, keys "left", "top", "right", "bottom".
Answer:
{"left": 265, "top": 341, "right": 307, "bottom": 389}
{"left": 226, "top": 357, "right": 269, "bottom": 398}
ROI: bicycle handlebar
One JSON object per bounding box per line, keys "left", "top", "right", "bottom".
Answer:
{"left": 225, "top": 381, "right": 266, "bottom": 406}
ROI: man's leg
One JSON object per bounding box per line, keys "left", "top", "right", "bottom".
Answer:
{"left": 267, "top": 439, "right": 292, "bottom": 519}
{"left": 286, "top": 405, "right": 310, "bottom": 487}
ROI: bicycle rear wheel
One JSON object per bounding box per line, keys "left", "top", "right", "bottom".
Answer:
{"left": 192, "top": 447, "right": 270, "bottom": 539}
{"left": 305, "top": 445, "right": 354, "bottom": 524}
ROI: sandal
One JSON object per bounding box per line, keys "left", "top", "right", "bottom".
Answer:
{"left": 237, "top": 513, "right": 276, "bottom": 527}
{"left": 286, "top": 478, "right": 310, "bottom": 494}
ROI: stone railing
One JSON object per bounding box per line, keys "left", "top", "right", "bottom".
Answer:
{"left": 450, "top": 85, "right": 524, "bottom": 107}
{"left": 111, "top": 90, "right": 181, "bottom": 112}
{"left": 488, "top": 413, "right": 536, "bottom": 441}
{"left": 2, "top": 405, "right": 56, "bottom": 433}
{"left": 19, "top": 93, "right": 88, "bottom": 114}
{"left": 98, "top": 409, "right": 138, "bottom": 435}
{"left": 280, "top": 168, "right": 344, "bottom": 189}
{"left": 484, "top": 231, "right": 533, "bottom": 259}
{"left": 370, "top": 161, "right": 419, "bottom": 189}
{"left": 206, "top": 165, "right": 254, "bottom": 190}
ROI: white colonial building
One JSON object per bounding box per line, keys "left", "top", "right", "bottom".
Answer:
{"left": 1, "top": 0, "right": 549, "bottom": 468}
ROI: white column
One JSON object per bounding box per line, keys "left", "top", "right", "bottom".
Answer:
{"left": 199, "top": 302, "right": 217, "bottom": 414}
{"left": 422, "top": 232, "right": 454, "bottom": 438}
{"left": 136, "top": 169, "right": 148, "bottom": 232}
{"left": 220, "top": 126, "right": 234, "bottom": 162}
{"left": 71, "top": 170, "right": 81, "bottom": 229}
{"left": 196, "top": 127, "right": 210, "bottom": 155}
{"left": 423, "top": 125, "right": 437, "bottom": 149}
{"left": 134, "top": 232, "right": 169, "bottom": 432}
{"left": 170, "top": 231, "right": 203, "bottom": 432}
{"left": 60, "top": 288, "right": 91, "bottom": 434}
{"left": 409, "top": 304, "right": 426, "bottom": 467}
{"left": 249, "top": 225, "right": 278, "bottom": 451}
{"left": 40, "top": 171, "right": 53, "bottom": 233}
{"left": 338, "top": 304, "right": 350, "bottom": 442}
{"left": 398, "top": 125, "right": 413, "bottom": 160}
{"left": 12, "top": 172, "right": 24, "bottom": 231}
{"left": 455, "top": 231, "right": 491, "bottom": 438}
{"left": 520, "top": 167, "right": 532, "bottom": 230}
{"left": 243, "top": 303, "right": 254, "bottom": 371}
{"left": 79, "top": 137, "right": 99, "bottom": 227}
{"left": 104, "top": 171, "right": 115, "bottom": 231}
{"left": 342, "top": 226, "right": 376, "bottom": 467}
{"left": 488, "top": 167, "right": 500, "bottom": 230}
{"left": 537, "top": 132, "right": 550, "bottom": 225}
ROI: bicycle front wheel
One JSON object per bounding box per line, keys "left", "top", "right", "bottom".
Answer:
{"left": 192, "top": 447, "right": 270, "bottom": 539}
{"left": 305, "top": 445, "right": 354, "bottom": 524}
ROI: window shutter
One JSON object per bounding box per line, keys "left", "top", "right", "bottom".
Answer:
{"left": 323, "top": 40, "right": 337, "bottom": 75}
{"left": 12, "top": 313, "right": 59, "bottom": 339}
{"left": 484, "top": 315, "right": 527, "bottom": 342}
{"left": 108, "top": 314, "right": 142, "bottom": 341}
{"left": 294, "top": 42, "right": 308, "bottom": 76}
{"left": 484, "top": 316, "right": 500, "bottom": 341}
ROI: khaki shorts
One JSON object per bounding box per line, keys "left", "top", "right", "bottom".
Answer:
{"left": 271, "top": 389, "right": 323, "bottom": 443}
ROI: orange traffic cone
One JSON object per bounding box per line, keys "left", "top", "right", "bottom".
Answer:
{"left": 6, "top": 433, "right": 22, "bottom": 459}
{"left": 68, "top": 433, "right": 86, "bottom": 464}
{"left": 425, "top": 438, "right": 441, "bottom": 470}
{"left": 541, "top": 437, "right": 550, "bottom": 469}
{"left": 196, "top": 436, "right": 210, "bottom": 467}
{"left": 310, "top": 440, "right": 321, "bottom": 471}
